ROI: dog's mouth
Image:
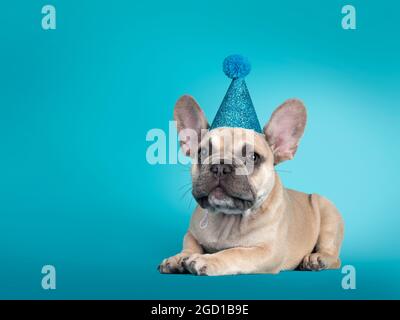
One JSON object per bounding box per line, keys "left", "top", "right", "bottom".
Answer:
{"left": 195, "top": 186, "right": 254, "bottom": 213}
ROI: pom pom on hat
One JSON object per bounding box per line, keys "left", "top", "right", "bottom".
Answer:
{"left": 223, "top": 54, "right": 251, "bottom": 79}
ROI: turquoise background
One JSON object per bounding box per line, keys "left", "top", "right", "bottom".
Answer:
{"left": 1, "top": 0, "right": 399, "bottom": 299}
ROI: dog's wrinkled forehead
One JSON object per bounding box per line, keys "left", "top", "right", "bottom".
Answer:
{"left": 200, "top": 127, "right": 270, "bottom": 156}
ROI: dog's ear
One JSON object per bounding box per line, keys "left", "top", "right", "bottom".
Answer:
{"left": 263, "top": 99, "right": 307, "bottom": 165}
{"left": 174, "top": 95, "right": 209, "bottom": 157}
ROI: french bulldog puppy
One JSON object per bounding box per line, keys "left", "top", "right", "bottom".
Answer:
{"left": 158, "top": 95, "right": 344, "bottom": 275}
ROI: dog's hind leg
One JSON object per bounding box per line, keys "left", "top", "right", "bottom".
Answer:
{"left": 300, "top": 195, "right": 344, "bottom": 271}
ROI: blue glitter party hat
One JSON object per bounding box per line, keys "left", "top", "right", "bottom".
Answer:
{"left": 210, "top": 55, "right": 262, "bottom": 133}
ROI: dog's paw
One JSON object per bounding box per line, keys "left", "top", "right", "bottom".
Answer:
{"left": 158, "top": 253, "right": 189, "bottom": 274}
{"left": 299, "top": 253, "right": 339, "bottom": 271}
{"left": 181, "top": 254, "right": 221, "bottom": 276}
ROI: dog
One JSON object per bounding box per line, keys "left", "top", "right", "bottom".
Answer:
{"left": 158, "top": 95, "right": 344, "bottom": 275}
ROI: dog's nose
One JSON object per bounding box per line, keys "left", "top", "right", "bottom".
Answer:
{"left": 210, "top": 163, "right": 233, "bottom": 177}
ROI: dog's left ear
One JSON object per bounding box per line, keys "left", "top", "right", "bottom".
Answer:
{"left": 263, "top": 99, "right": 307, "bottom": 165}
{"left": 174, "top": 95, "right": 209, "bottom": 157}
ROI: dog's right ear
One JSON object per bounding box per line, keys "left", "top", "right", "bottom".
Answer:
{"left": 174, "top": 95, "right": 209, "bottom": 157}
{"left": 263, "top": 99, "right": 307, "bottom": 165}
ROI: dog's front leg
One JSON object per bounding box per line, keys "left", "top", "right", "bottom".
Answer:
{"left": 182, "top": 246, "right": 282, "bottom": 276}
{"left": 158, "top": 231, "right": 204, "bottom": 274}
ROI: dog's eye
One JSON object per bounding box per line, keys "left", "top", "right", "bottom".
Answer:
{"left": 247, "top": 152, "right": 260, "bottom": 163}
{"left": 197, "top": 148, "right": 209, "bottom": 163}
